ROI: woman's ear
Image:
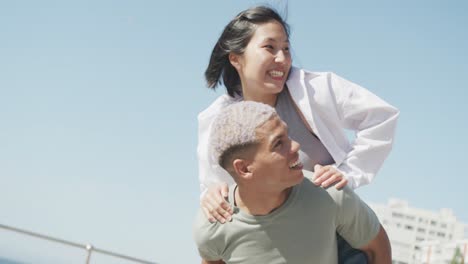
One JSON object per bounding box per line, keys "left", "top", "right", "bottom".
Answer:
{"left": 232, "top": 158, "right": 252, "bottom": 180}
{"left": 229, "top": 53, "right": 242, "bottom": 70}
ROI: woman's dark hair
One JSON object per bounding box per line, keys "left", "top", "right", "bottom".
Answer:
{"left": 204, "top": 6, "right": 290, "bottom": 97}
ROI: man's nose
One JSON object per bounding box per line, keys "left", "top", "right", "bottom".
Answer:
{"left": 290, "top": 139, "right": 300, "bottom": 154}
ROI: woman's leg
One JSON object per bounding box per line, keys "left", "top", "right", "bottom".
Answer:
{"left": 337, "top": 233, "right": 368, "bottom": 264}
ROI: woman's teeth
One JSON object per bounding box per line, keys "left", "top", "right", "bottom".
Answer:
{"left": 269, "top": 70, "right": 284, "bottom": 78}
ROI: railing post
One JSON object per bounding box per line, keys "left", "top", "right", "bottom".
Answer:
{"left": 0, "top": 223, "right": 157, "bottom": 264}
{"left": 85, "top": 244, "right": 94, "bottom": 264}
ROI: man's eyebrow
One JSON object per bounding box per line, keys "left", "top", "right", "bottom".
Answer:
{"left": 269, "top": 133, "right": 284, "bottom": 146}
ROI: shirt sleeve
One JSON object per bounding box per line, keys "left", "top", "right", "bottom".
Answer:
{"left": 330, "top": 72, "right": 400, "bottom": 189}
{"left": 192, "top": 210, "right": 223, "bottom": 261}
{"left": 333, "top": 186, "right": 381, "bottom": 248}
{"left": 197, "top": 244, "right": 222, "bottom": 261}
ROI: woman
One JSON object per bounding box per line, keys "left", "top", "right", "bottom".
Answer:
{"left": 197, "top": 5, "right": 398, "bottom": 263}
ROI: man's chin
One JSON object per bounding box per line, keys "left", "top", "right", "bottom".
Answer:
{"left": 290, "top": 171, "right": 304, "bottom": 185}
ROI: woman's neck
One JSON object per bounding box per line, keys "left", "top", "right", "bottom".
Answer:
{"left": 243, "top": 92, "right": 279, "bottom": 107}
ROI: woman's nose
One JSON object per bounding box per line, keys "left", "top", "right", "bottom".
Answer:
{"left": 275, "top": 50, "right": 288, "bottom": 64}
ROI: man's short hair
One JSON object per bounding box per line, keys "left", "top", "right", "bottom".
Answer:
{"left": 210, "top": 101, "right": 277, "bottom": 170}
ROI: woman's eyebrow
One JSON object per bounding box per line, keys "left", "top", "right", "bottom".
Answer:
{"left": 261, "top": 37, "right": 289, "bottom": 43}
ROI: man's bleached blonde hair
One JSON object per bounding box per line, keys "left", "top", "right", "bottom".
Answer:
{"left": 210, "top": 101, "right": 277, "bottom": 170}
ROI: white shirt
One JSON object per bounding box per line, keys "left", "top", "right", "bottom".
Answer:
{"left": 197, "top": 67, "right": 400, "bottom": 195}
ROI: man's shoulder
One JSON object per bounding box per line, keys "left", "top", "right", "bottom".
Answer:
{"left": 193, "top": 208, "right": 220, "bottom": 236}
{"left": 300, "top": 170, "right": 350, "bottom": 205}
{"left": 193, "top": 208, "right": 230, "bottom": 261}
{"left": 193, "top": 209, "right": 224, "bottom": 248}
{"left": 193, "top": 206, "right": 242, "bottom": 240}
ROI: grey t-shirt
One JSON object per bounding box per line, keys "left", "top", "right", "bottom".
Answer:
{"left": 192, "top": 171, "right": 380, "bottom": 264}
{"left": 275, "top": 88, "right": 335, "bottom": 171}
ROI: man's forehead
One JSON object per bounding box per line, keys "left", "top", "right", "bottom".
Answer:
{"left": 255, "top": 115, "right": 286, "bottom": 141}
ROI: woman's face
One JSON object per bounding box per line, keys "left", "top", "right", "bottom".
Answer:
{"left": 230, "top": 21, "right": 292, "bottom": 104}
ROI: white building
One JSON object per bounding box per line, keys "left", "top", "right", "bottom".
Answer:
{"left": 368, "top": 199, "right": 467, "bottom": 264}
{"left": 415, "top": 239, "right": 468, "bottom": 263}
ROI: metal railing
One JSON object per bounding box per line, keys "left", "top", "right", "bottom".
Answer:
{"left": 0, "top": 223, "right": 158, "bottom": 264}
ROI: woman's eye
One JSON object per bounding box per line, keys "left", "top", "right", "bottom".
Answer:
{"left": 264, "top": 45, "right": 274, "bottom": 49}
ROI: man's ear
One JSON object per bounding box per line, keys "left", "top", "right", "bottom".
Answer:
{"left": 229, "top": 53, "right": 242, "bottom": 70}
{"left": 232, "top": 158, "right": 253, "bottom": 180}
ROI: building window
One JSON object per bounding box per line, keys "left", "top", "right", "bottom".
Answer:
{"left": 417, "top": 228, "right": 426, "bottom": 233}
{"left": 405, "top": 215, "right": 415, "bottom": 220}
{"left": 405, "top": 225, "right": 414, "bottom": 230}
{"left": 392, "top": 212, "right": 403, "bottom": 218}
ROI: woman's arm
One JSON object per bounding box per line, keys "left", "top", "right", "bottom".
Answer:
{"left": 331, "top": 72, "right": 400, "bottom": 189}
{"left": 288, "top": 69, "right": 399, "bottom": 189}
{"left": 197, "top": 95, "right": 238, "bottom": 222}
{"left": 197, "top": 95, "right": 238, "bottom": 195}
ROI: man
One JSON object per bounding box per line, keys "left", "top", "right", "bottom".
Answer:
{"left": 193, "top": 101, "right": 391, "bottom": 264}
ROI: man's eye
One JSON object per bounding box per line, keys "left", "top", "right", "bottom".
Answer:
{"left": 284, "top": 47, "right": 290, "bottom": 52}
{"left": 274, "top": 140, "right": 282, "bottom": 148}
{"left": 264, "top": 45, "right": 274, "bottom": 49}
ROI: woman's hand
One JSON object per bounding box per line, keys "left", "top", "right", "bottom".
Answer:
{"left": 313, "top": 164, "right": 348, "bottom": 190}
{"left": 201, "top": 183, "right": 234, "bottom": 224}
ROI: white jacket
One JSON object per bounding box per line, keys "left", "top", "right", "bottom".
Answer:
{"left": 197, "top": 67, "right": 399, "bottom": 195}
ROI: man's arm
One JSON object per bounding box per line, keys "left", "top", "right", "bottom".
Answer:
{"left": 359, "top": 225, "right": 392, "bottom": 264}
{"left": 201, "top": 259, "right": 225, "bottom": 264}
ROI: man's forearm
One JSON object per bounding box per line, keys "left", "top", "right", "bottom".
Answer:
{"left": 361, "top": 226, "right": 392, "bottom": 264}
{"left": 201, "top": 259, "right": 225, "bottom": 264}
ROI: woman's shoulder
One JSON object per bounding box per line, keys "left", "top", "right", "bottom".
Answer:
{"left": 198, "top": 94, "right": 242, "bottom": 121}
{"left": 289, "top": 67, "right": 340, "bottom": 83}
{"left": 288, "top": 67, "right": 357, "bottom": 98}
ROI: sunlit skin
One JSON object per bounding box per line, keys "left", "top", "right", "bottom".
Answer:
{"left": 229, "top": 20, "right": 292, "bottom": 107}
{"left": 202, "top": 115, "right": 393, "bottom": 264}
{"left": 202, "top": 21, "right": 348, "bottom": 223}
{"left": 202, "top": 115, "right": 391, "bottom": 264}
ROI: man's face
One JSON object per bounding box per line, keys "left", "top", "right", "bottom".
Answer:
{"left": 248, "top": 115, "right": 304, "bottom": 190}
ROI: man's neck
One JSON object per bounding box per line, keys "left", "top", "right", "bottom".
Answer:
{"left": 234, "top": 185, "right": 292, "bottom": 216}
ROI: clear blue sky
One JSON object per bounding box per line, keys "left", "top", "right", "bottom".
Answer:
{"left": 1, "top": 1, "right": 467, "bottom": 263}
